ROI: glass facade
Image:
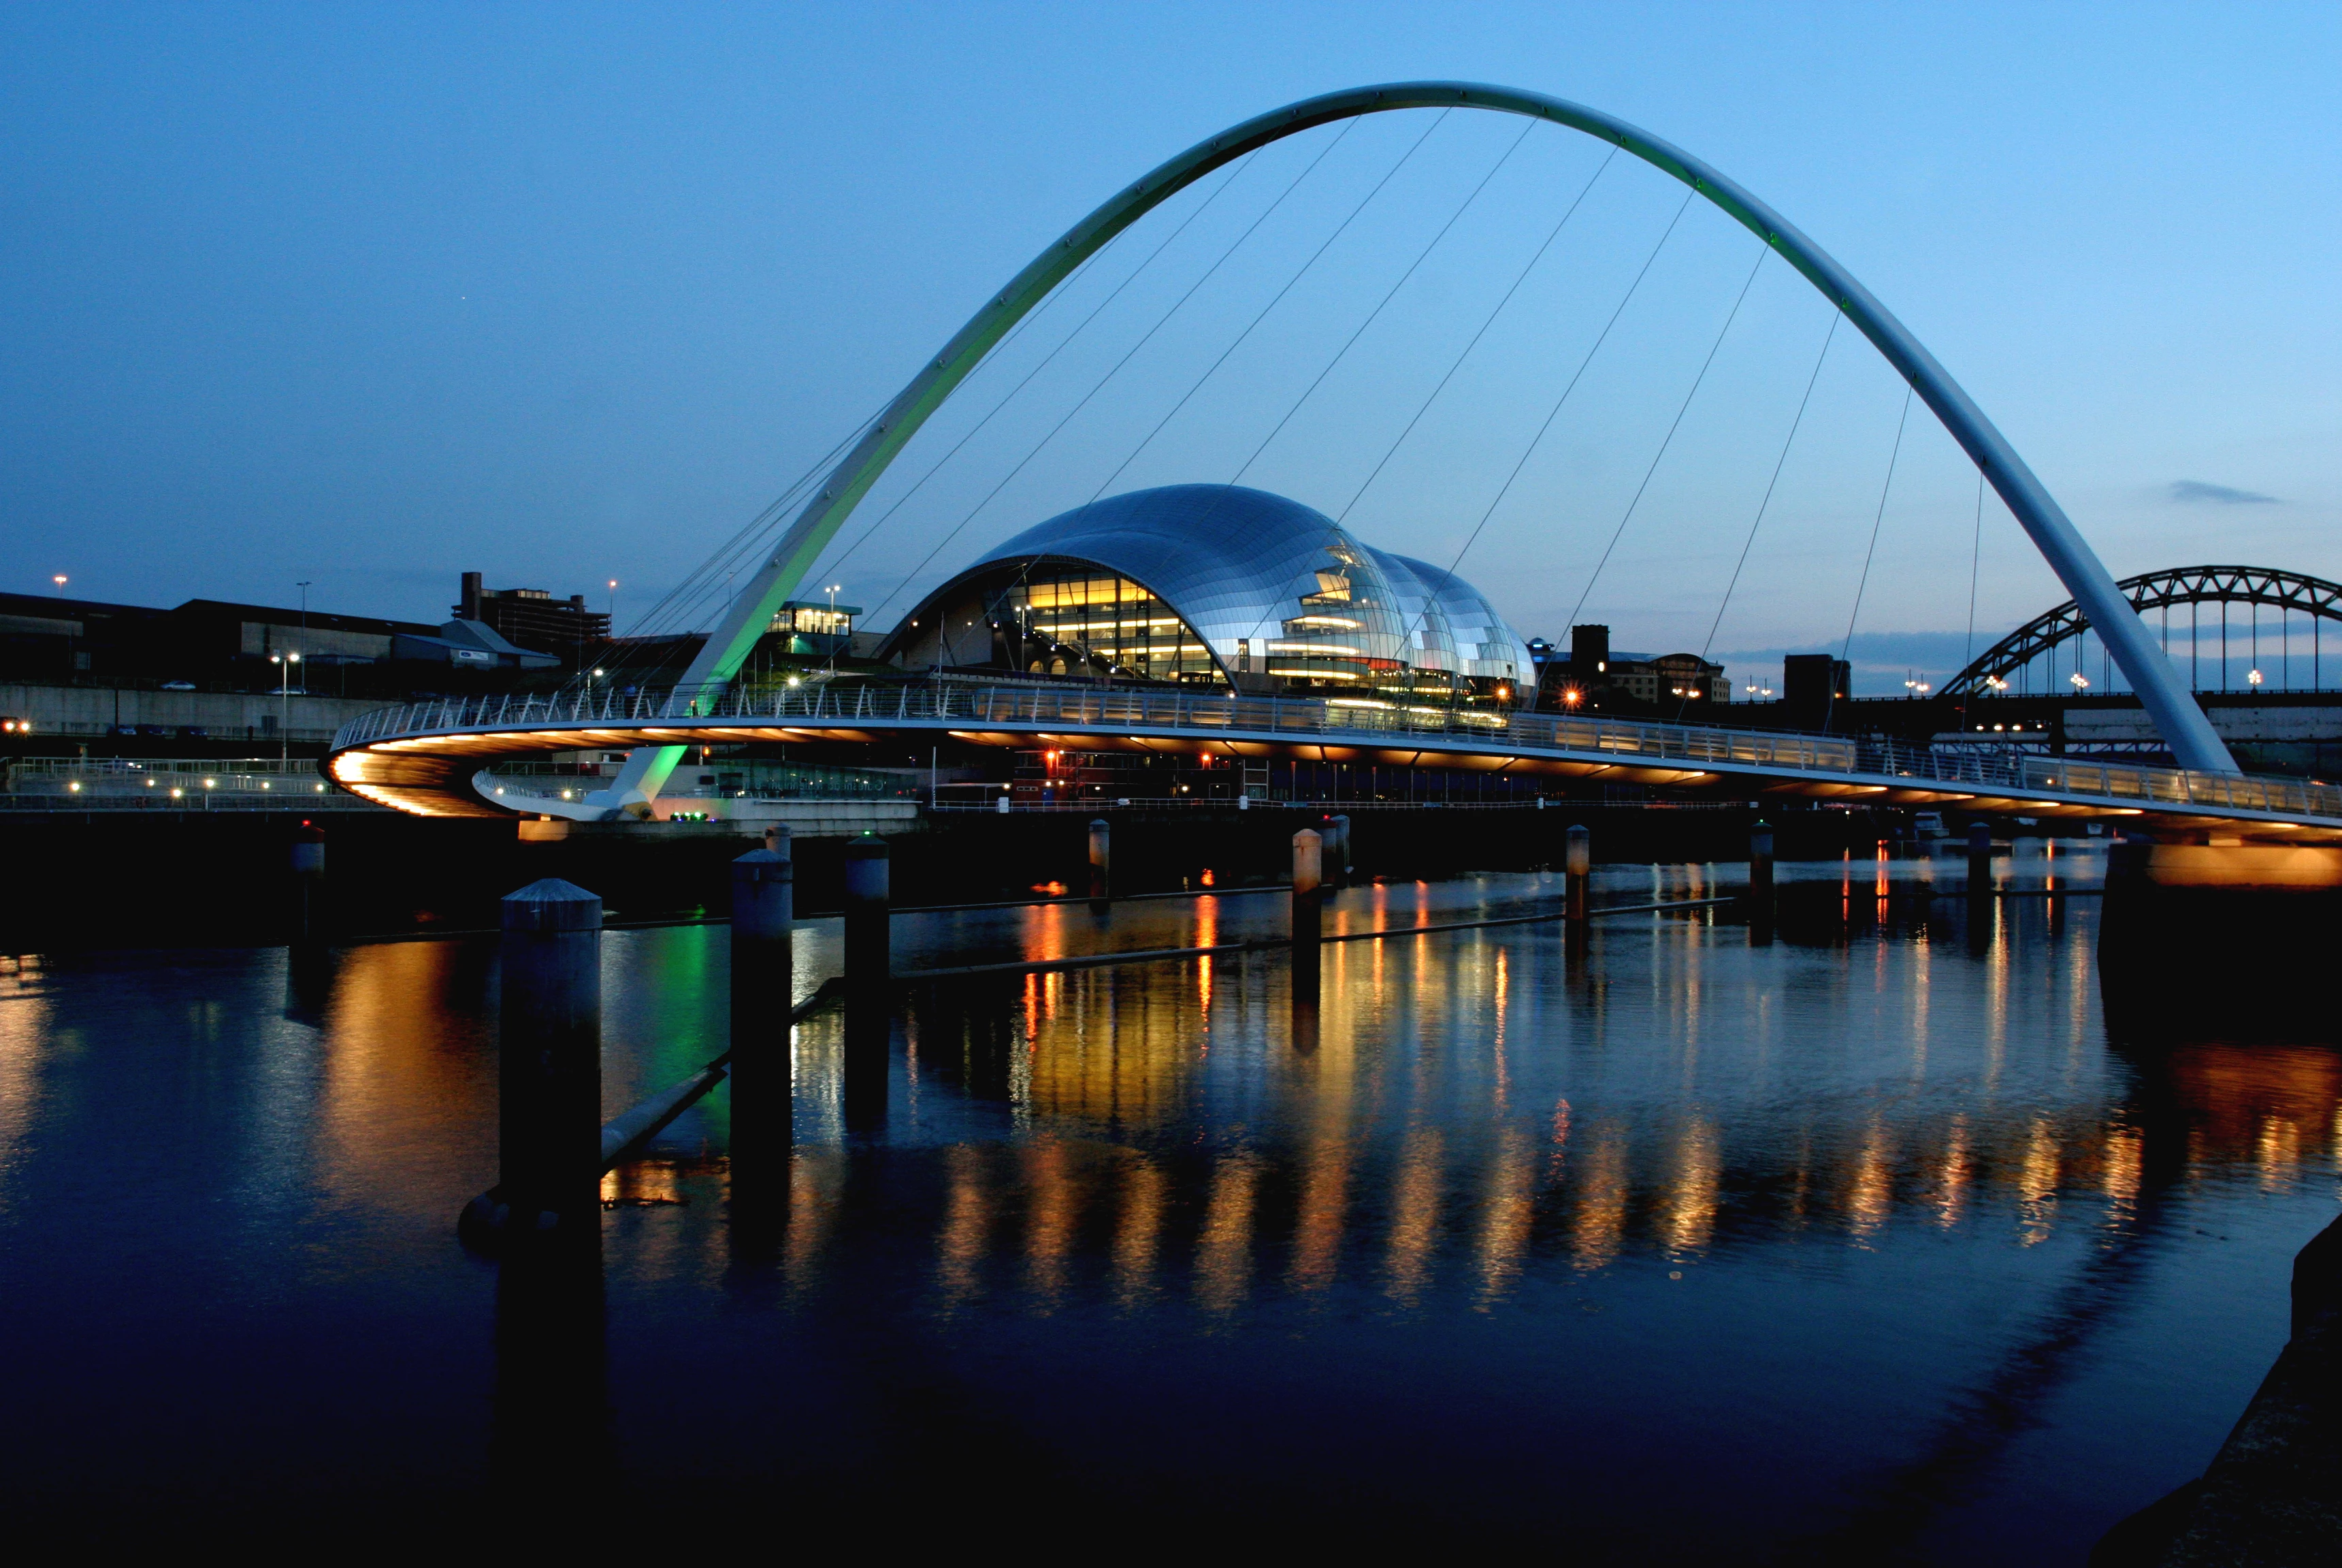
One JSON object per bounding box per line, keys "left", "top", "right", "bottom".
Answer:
{"left": 1004, "top": 572, "right": 1219, "bottom": 682}
{"left": 880, "top": 485, "right": 1537, "bottom": 707}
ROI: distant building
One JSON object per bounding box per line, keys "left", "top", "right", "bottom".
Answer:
{"left": 0, "top": 587, "right": 555, "bottom": 689}
{"left": 0, "top": 590, "right": 438, "bottom": 683}
{"left": 1783, "top": 654, "right": 1851, "bottom": 730}
{"left": 455, "top": 572, "right": 611, "bottom": 662}
{"left": 1532, "top": 623, "right": 1727, "bottom": 710}
{"left": 771, "top": 600, "right": 860, "bottom": 657}
{"left": 1608, "top": 651, "right": 1729, "bottom": 706}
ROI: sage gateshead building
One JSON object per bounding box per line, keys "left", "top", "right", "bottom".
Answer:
{"left": 877, "top": 485, "right": 1537, "bottom": 709}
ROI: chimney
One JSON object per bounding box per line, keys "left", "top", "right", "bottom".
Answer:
{"left": 459, "top": 571, "right": 483, "bottom": 621}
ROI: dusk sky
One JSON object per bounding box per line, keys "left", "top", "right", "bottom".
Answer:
{"left": 5, "top": 2, "right": 2336, "bottom": 691}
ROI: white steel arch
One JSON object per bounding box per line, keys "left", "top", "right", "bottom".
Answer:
{"left": 594, "top": 81, "right": 2234, "bottom": 814}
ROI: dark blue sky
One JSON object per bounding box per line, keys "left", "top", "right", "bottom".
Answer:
{"left": 4, "top": 3, "right": 2335, "bottom": 689}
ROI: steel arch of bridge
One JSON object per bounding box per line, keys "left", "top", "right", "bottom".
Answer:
{"left": 1945, "top": 566, "right": 2342, "bottom": 698}
{"left": 583, "top": 81, "right": 2236, "bottom": 811}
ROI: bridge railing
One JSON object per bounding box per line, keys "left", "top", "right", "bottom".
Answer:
{"left": 330, "top": 681, "right": 2342, "bottom": 821}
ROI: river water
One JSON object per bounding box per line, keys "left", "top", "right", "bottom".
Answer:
{"left": 1, "top": 851, "right": 2333, "bottom": 1558}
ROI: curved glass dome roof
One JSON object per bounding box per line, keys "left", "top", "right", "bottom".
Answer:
{"left": 887, "top": 484, "right": 1535, "bottom": 697}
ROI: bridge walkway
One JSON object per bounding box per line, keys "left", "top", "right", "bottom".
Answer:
{"left": 327, "top": 681, "right": 2342, "bottom": 840}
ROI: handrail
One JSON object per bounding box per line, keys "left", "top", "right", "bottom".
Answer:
{"left": 327, "top": 681, "right": 2342, "bottom": 823}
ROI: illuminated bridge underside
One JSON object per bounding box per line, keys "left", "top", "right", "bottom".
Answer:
{"left": 329, "top": 686, "right": 2342, "bottom": 840}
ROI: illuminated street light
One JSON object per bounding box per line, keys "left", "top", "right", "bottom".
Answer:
{"left": 2069, "top": 672, "right": 2089, "bottom": 690}
{"left": 2249, "top": 668, "right": 2265, "bottom": 687}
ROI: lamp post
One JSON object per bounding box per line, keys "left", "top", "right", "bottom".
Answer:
{"left": 272, "top": 651, "right": 301, "bottom": 764}
{"left": 52, "top": 574, "right": 67, "bottom": 598}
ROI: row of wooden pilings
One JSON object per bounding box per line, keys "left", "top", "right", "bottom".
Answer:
{"left": 456, "top": 811, "right": 1761, "bottom": 1252}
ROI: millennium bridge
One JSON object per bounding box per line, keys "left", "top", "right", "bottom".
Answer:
{"left": 327, "top": 681, "right": 2342, "bottom": 840}
{"left": 325, "top": 80, "right": 2340, "bottom": 840}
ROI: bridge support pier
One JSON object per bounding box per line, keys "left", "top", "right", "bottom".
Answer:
{"left": 1748, "top": 821, "right": 1774, "bottom": 945}
{"left": 1565, "top": 824, "right": 1591, "bottom": 954}
{"left": 289, "top": 820, "right": 327, "bottom": 947}
{"left": 461, "top": 879, "right": 604, "bottom": 1252}
{"left": 1291, "top": 829, "right": 1322, "bottom": 1008}
{"left": 843, "top": 834, "right": 890, "bottom": 1129}
{"left": 1088, "top": 817, "right": 1111, "bottom": 911}
{"left": 730, "top": 832, "right": 793, "bottom": 1211}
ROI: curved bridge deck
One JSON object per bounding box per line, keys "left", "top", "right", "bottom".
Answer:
{"left": 328, "top": 683, "right": 2342, "bottom": 840}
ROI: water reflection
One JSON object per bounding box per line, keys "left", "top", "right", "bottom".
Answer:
{"left": 761, "top": 870, "right": 2342, "bottom": 1327}
{"left": 6, "top": 861, "right": 2340, "bottom": 1561}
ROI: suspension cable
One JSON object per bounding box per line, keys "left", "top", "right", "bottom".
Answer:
{"left": 1962, "top": 463, "right": 1985, "bottom": 713}
{"left": 1335, "top": 148, "right": 1616, "bottom": 525}
{"left": 1833, "top": 382, "right": 1917, "bottom": 722}
{"left": 815, "top": 153, "right": 1259, "bottom": 587}
{"left": 855, "top": 118, "right": 1364, "bottom": 627}
{"left": 1082, "top": 110, "right": 1454, "bottom": 506}
{"left": 1675, "top": 307, "right": 1841, "bottom": 721}
{"left": 603, "top": 206, "right": 1150, "bottom": 672}
{"left": 1223, "top": 118, "right": 1531, "bottom": 487}
{"left": 1150, "top": 118, "right": 1541, "bottom": 669}
{"left": 1563, "top": 233, "right": 1768, "bottom": 635}
{"left": 1320, "top": 180, "right": 1686, "bottom": 669}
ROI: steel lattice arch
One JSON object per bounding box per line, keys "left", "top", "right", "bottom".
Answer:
{"left": 1943, "top": 566, "right": 2342, "bottom": 698}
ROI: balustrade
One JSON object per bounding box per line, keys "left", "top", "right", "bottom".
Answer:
{"left": 325, "top": 679, "right": 2342, "bottom": 824}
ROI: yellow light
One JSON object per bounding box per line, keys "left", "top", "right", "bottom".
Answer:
{"left": 204, "top": 779, "right": 215, "bottom": 789}
{"left": 67, "top": 780, "right": 80, "bottom": 792}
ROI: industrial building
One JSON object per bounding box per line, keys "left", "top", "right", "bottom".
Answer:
{"left": 454, "top": 572, "right": 611, "bottom": 663}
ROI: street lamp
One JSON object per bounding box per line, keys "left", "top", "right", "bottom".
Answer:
{"left": 2249, "top": 668, "right": 2264, "bottom": 687}
{"left": 272, "top": 651, "right": 302, "bottom": 763}
{"left": 52, "top": 574, "right": 67, "bottom": 598}
{"left": 2069, "top": 672, "right": 2089, "bottom": 691}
